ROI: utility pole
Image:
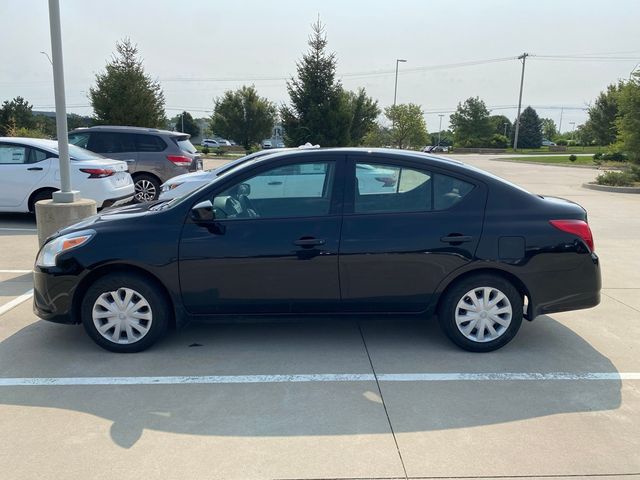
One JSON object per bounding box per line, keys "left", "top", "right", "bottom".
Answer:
{"left": 181, "top": 112, "right": 184, "bottom": 133}
{"left": 438, "top": 114, "right": 444, "bottom": 146}
{"left": 512, "top": 52, "right": 528, "bottom": 151}
{"left": 503, "top": 122, "right": 508, "bottom": 137}
{"left": 393, "top": 59, "right": 407, "bottom": 107}
{"left": 559, "top": 107, "right": 564, "bottom": 134}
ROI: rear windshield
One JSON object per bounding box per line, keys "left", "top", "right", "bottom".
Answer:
{"left": 175, "top": 136, "right": 197, "bottom": 154}
{"left": 52, "top": 144, "right": 105, "bottom": 161}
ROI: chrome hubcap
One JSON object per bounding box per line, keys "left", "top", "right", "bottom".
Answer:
{"left": 134, "top": 179, "right": 157, "bottom": 202}
{"left": 92, "top": 288, "right": 153, "bottom": 344}
{"left": 455, "top": 287, "right": 512, "bottom": 343}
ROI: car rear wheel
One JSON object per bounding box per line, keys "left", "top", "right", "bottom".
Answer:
{"left": 81, "top": 273, "right": 170, "bottom": 353}
{"left": 133, "top": 174, "right": 160, "bottom": 202}
{"left": 438, "top": 274, "right": 523, "bottom": 352}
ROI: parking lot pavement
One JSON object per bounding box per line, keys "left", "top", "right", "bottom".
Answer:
{"left": 0, "top": 158, "right": 639, "bottom": 479}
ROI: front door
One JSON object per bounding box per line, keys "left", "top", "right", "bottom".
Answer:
{"left": 339, "top": 155, "right": 487, "bottom": 312}
{"left": 179, "top": 154, "right": 344, "bottom": 315}
{"left": 0, "top": 144, "right": 52, "bottom": 208}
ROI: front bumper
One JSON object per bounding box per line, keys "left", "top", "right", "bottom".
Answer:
{"left": 33, "top": 269, "right": 80, "bottom": 324}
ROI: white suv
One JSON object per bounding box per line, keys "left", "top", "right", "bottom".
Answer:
{"left": 0, "top": 138, "right": 134, "bottom": 212}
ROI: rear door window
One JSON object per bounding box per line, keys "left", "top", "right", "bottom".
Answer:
{"left": 68, "top": 132, "right": 90, "bottom": 149}
{"left": 87, "top": 132, "right": 135, "bottom": 154}
{"left": 134, "top": 134, "right": 166, "bottom": 152}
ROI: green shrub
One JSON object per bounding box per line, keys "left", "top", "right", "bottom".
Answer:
{"left": 601, "top": 151, "right": 628, "bottom": 162}
{"left": 569, "top": 154, "right": 577, "bottom": 162}
{"left": 488, "top": 134, "right": 509, "bottom": 148}
{"left": 593, "top": 152, "right": 602, "bottom": 160}
{"left": 201, "top": 145, "right": 210, "bottom": 155}
{"left": 629, "top": 164, "right": 640, "bottom": 181}
{"left": 214, "top": 147, "right": 227, "bottom": 156}
{"left": 556, "top": 139, "right": 568, "bottom": 146}
{"left": 595, "top": 171, "right": 635, "bottom": 186}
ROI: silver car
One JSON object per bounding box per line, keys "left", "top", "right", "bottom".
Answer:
{"left": 69, "top": 126, "right": 203, "bottom": 202}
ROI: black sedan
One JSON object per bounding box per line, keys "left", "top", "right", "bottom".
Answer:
{"left": 33, "top": 148, "right": 601, "bottom": 353}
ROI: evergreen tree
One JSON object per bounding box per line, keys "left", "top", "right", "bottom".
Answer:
{"left": 211, "top": 85, "right": 276, "bottom": 149}
{"left": 344, "top": 88, "right": 380, "bottom": 146}
{"left": 281, "top": 19, "right": 351, "bottom": 147}
{"left": 89, "top": 38, "right": 166, "bottom": 128}
{"left": 175, "top": 111, "right": 200, "bottom": 138}
{"left": 0, "top": 96, "right": 35, "bottom": 135}
{"left": 513, "top": 106, "right": 543, "bottom": 148}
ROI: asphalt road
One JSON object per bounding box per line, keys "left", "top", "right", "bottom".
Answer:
{"left": 0, "top": 155, "right": 638, "bottom": 480}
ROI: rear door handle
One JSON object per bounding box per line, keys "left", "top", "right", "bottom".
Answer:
{"left": 268, "top": 181, "right": 283, "bottom": 186}
{"left": 440, "top": 235, "right": 473, "bottom": 244}
{"left": 27, "top": 167, "right": 43, "bottom": 171}
{"left": 294, "top": 238, "right": 326, "bottom": 247}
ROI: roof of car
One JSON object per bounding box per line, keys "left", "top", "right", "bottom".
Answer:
{"left": 70, "top": 125, "right": 187, "bottom": 137}
{"left": 0, "top": 137, "right": 59, "bottom": 150}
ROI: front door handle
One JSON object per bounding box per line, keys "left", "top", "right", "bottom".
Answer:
{"left": 268, "top": 181, "right": 283, "bottom": 186}
{"left": 294, "top": 238, "right": 326, "bottom": 248}
{"left": 27, "top": 167, "right": 43, "bottom": 171}
{"left": 440, "top": 234, "right": 473, "bottom": 244}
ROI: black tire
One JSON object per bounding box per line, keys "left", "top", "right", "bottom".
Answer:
{"left": 438, "top": 274, "right": 523, "bottom": 352}
{"left": 81, "top": 273, "right": 170, "bottom": 353}
{"left": 29, "top": 189, "right": 55, "bottom": 212}
{"left": 132, "top": 174, "right": 161, "bottom": 202}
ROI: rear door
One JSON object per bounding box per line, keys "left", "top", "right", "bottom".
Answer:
{"left": 86, "top": 132, "right": 137, "bottom": 170}
{"left": 0, "top": 144, "right": 52, "bottom": 208}
{"left": 339, "top": 155, "right": 487, "bottom": 312}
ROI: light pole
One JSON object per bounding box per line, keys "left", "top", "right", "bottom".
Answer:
{"left": 570, "top": 122, "right": 576, "bottom": 143}
{"left": 438, "top": 114, "right": 444, "bottom": 146}
{"left": 503, "top": 122, "right": 508, "bottom": 137}
{"left": 393, "top": 59, "right": 407, "bottom": 107}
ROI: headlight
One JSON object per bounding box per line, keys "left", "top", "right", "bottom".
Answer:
{"left": 161, "top": 182, "right": 183, "bottom": 193}
{"left": 36, "top": 230, "right": 95, "bottom": 268}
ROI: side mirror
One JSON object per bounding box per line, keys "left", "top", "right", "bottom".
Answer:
{"left": 238, "top": 183, "right": 251, "bottom": 196}
{"left": 190, "top": 200, "right": 215, "bottom": 222}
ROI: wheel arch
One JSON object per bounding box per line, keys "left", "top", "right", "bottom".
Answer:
{"left": 433, "top": 267, "right": 533, "bottom": 320}
{"left": 72, "top": 263, "right": 179, "bottom": 329}
{"left": 28, "top": 187, "right": 57, "bottom": 212}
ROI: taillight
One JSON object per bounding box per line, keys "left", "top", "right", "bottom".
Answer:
{"left": 80, "top": 168, "right": 115, "bottom": 178}
{"left": 167, "top": 155, "right": 192, "bottom": 167}
{"left": 550, "top": 219, "right": 594, "bottom": 252}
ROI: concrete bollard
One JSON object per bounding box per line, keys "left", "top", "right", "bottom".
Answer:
{"left": 35, "top": 199, "right": 97, "bottom": 247}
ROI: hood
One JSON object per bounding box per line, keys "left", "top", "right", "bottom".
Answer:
{"left": 56, "top": 202, "right": 157, "bottom": 237}
{"left": 163, "top": 170, "right": 215, "bottom": 186}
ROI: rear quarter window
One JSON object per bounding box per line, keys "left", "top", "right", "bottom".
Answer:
{"left": 134, "top": 134, "right": 166, "bottom": 152}
{"left": 433, "top": 173, "right": 474, "bottom": 210}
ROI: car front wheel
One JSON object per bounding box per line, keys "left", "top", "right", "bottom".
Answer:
{"left": 438, "top": 274, "right": 523, "bottom": 352}
{"left": 81, "top": 273, "right": 170, "bottom": 353}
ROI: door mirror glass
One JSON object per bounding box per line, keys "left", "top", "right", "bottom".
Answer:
{"left": 191, "top": 200, "right": 215, "bottom": 222}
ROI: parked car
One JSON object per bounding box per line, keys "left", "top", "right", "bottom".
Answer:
{"left": 159, "top": 148, "right": 395, "bottom": 200}
{"left": 0, "top": 138, "right": 134, "bottom": 212}
{"left": 542, "top": 139, "right": 557, "bottom": 147}
{"left": 261, "top": 140, "right": 272, "bottom": 149}
{"left": 201, "top": 138, "right": 231, "bottom": 148}
{"left": 34, "top": 148, "right": 600, "bottom": 353}
{"left": 68, "top": 126, "right": 202, "bottom": 203}
{"left": 424, "top": 145, "right": 449, "bottom": 153}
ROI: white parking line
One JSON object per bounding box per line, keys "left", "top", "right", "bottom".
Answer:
{"left": 0, "top": 371, "right": 638, "bottom": 387}
{"left": 0, "top": 270, "right": 32, "bottom": 273}
{"left": 0, "top": 289, "right": 34, "bottom": 317}
{"left": 0, "top": 227, "right": 37, "bottom": 232}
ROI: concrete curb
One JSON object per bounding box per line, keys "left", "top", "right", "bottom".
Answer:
{"left": 582, "top": 182, "right": 640, "bottom": 194}
{"left": 490, "top": 158, "right": 598, "bottom": 169}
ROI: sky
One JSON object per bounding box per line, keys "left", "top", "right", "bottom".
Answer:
{"left": 1, "top": 0, "right": 640, "bottom": 133}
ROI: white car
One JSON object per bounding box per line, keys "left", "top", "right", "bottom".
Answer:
{"left": 0, "top": 138, "right": 134, "bottom": 212}
{"left": 158, "top": 147, "right": 397, "bottom": 201}
{"left": 201, "top": 138, "right": 231, "bottom": 148}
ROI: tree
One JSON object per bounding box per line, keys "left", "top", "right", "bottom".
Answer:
{"left": 513, "top": 106, "right": 543, "bottom": 148}
{"left": 384, "top": 103, "right": 428, "bottom": 148}
{"left": 616, "top": 73, "right": 640, "bottom": 162}
{"left": 449, "top": 97, "right": 492, "bottom": 147}
{"left": 586, "top": 82, "right": 624, "bottom": 146}
{"left": 344, "top": 88, "right": 380, "bottom": 146}
{"left": 361, "top": 124, "right": 392, "bottom": 147}
{"left": 281, "top": 19, "right": 351, "bottom": 147}
{"left": 0, "top": 96, "right": 35, "bottom": 135}
{"left": 89, "top": 38, "right": 166, "bottom": 128}
{"left": 174, "top": 111, "right": 200, "bottom": 138}
{"left": 488, "top": 115, "right": 512, "bottom": 139}
{"left": 540, "top": 118, "right": 558, "bottom": 140}
{"left": 211, "top": 85, "right": 277, "bottom": 149}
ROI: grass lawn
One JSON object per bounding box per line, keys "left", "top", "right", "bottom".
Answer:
{"left": 499, "top": 155, "right": 597, "bottom": 166}
{"left": 503, "top": 146, "right": 604, "bottom": 155}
